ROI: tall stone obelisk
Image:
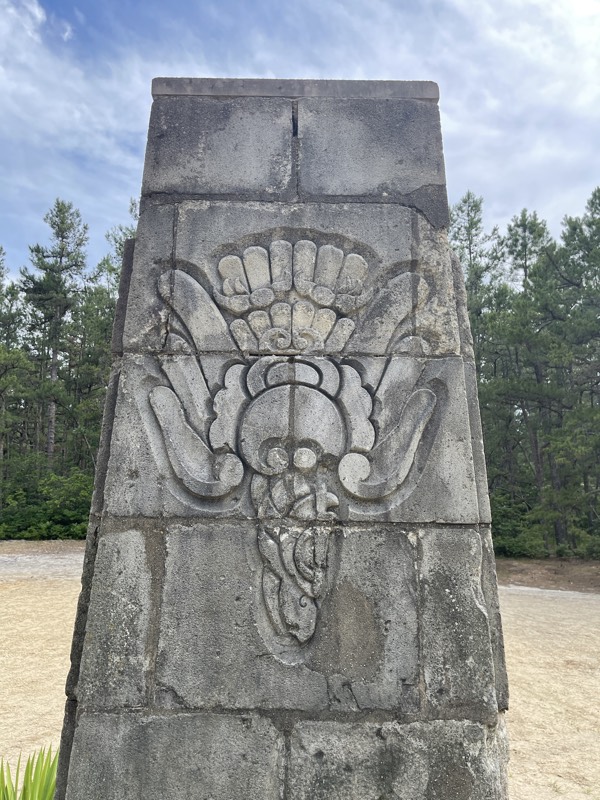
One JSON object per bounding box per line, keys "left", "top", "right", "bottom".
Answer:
{"left": 57, "top": 79, "right": 508, "bottom": 799}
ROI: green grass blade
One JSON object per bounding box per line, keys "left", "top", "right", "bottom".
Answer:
{"left": 0, "top": 748, "right": 58, "bottom": 800}
{"left": 21, "top": 754, "right": 33, "bottom": 800}
{"left": 0, "top": 756, "right": 17, "bottom": 800}
{"left": 39, "top": 749, "right": 58, "bottom": 800}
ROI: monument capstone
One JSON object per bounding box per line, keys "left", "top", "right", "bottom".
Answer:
{"left": 57, "top": 78, "right": 509, "bottom": 799}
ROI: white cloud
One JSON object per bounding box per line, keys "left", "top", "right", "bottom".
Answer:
{"left": 61, "top": 20, "right": 73, "bottom": 41}
{"left": 0, "top": 0, "right": 599, "bottom": 274}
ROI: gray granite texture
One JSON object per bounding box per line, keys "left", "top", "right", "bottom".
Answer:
{"left": 65, "top": 712, "right": 283, "bottom": 800}
{"left": 57, "top": 79, "right": 508, "bottom": 800}
{"left": 297, "top": 98, "right": 448, "bottom": 226}
{"left": 99, "top": 353, "right": 481, "bottom": 523}
{"left": 142, "top": 96, "right": 294, "bottom": 199}
{"left": 288, "top": 718, "right": 509, "bottom": 800}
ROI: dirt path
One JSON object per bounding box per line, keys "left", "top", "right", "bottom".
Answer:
{"left": 1, "top": 542, "right": 599, "bottom": 799}
{"left": 500, "top": 586, "right": 600, "bottom": 799}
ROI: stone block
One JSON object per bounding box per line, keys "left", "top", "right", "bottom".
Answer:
{"left": 116, "top": 201, "right": 463, "bottom": 357}
{"left": 76, "top": 530, "right": 152, "bottom": 709}
{"left": 177, "top": 200, "right": 461, "bottom": 356}
{"left": 419, "top": 528, "right": 498, "bottom": 723}
{"left": 152, "top": 77, "right": 440, "bottom": 100}
{"left": 121, "top": 203, "right": 174, "bottom": 352}
{"left": 288, "top": 718, "right": 508, "bottom": 800}
{"left": 101, "top": 353, "right": 251, "bottom": 518}
{"left": 297, "top": 98, "right": 448, "bottom": 227}
{"left": 142, "top": 95, "right": 294, "bottom": 198}
{"left": 480, "top": 526, "right": 509, "bottom": 711}
{"left": 346, "top": 357, "right": 480, "bottom": 525}
{"left": 101, "top": 352, "right": 480, "bottom": 524}
{"left": 65, "top": 712, "right": 283, "bottom": 800}
{"left": 154, "top": 522, "right": 419, "bottom": 713}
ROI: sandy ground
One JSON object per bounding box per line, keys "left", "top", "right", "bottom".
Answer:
{"left": 0, "top": 542, "right": 599, "bottom": 799}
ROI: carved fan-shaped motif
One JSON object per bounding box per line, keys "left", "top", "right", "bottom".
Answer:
{"left": 214, "top": 240, "right": 372, "bottom": 353}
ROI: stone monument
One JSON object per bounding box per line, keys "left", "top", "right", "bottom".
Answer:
{"left": 56, "top": 78, "right": 509, "bottom": 799}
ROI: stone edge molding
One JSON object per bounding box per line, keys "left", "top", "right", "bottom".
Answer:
{"left": 152, "top": 77, "right": 440, "bottom": 100}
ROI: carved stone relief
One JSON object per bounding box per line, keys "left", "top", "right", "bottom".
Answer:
{"left": 149, "top": 234, "right": 444, "bottom": 653}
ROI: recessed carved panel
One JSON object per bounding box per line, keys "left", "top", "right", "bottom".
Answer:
{"left": 149, "top": 233, "right": 445, "bottom": 654}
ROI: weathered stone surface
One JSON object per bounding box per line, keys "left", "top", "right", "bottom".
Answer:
{"left": 419, "top": 527, "right": 498, "bottom": 723}
{"left": 66, "top": 712, "right": 283, "bottom": 800}
{"left": 451, "top": 248, "right": 475, "bottom": 362}
{"left": 288, "top": 718, "right": 508, "bottom": 800}
{"left": 155, "top": 522, "right": 419, "bottom": 713}
{"left": 412, "top": 216, "right": 462, "bottom": 353}
{"left": 101, "top": 353, "right": 479, "bottom": 523}
{"left": 464, "top": 360, "right": 492, "bottom": 523}
{"left": 59, "top": 79, "right": 509, "bottom": 799}
{"left": 110, "top": 237, "right": 135, "bottom": 355}
{"left": 76, "top": 530, "right": 152, "bottom": 709}
{"left": 480, "top": 526, "right": 510, "bottom": 711}
{"left": 152, "top": 77, "right": 440, "bottom": 100}
{"left": 297, "top": 98, "right": 448, "bottom": 227}
{"left": 120, "top": 200, "right": 463, "bottom": 357}
{"left": 121, "top": 202, "right": 174, "bottom": 352}
{"left": 346, "top": 356, "right": 480, "bottom": 524}
{"left": 142, "top": 96, "right": 294, "bottom": 198}
{"left": 101, "top": 354, "right": 251, "bottom": 518}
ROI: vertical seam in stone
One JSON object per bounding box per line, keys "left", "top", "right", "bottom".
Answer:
{"left": 410, "top": 210, "right": 420, "bottom": 339}
{"left": 164, "top": 204, "right": 178, "bottom": 349}
{"left": 291, "top": 100, "right": 299, "bottom": 201}
{"left": 145, "top": 527, "right": 167, "bottom": 708}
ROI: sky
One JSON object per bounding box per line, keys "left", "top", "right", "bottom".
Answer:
{"left": 1, "top": 0, "right": 600, "bottom": 275}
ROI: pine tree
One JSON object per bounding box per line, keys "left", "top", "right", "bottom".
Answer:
{"left": 20, "top": 200, "right": 88, "bottom": 464}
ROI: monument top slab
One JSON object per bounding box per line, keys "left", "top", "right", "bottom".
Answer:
{"left": 151, "top": 77, "right": 440, "bottom": 101}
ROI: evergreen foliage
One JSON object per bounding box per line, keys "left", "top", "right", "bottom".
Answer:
{"left": 0, "top": 199, "right": 136, "bottom": 539}
{"left": 450, "top": 189, "right": 600, "bottom": 558}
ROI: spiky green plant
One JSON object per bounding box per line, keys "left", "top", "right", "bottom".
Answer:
{"left": 0, "top": 748, "right": 58, "bottom": 800}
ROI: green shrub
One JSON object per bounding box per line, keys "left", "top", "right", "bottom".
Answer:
{"left": 0, "top": 468, "right": 92, "bottom": 540}
{"left": 0, "top": 747, "right": 58, "bottom": 800}
{"left": 584, "top": 536, "right": 600, "bottom": 560}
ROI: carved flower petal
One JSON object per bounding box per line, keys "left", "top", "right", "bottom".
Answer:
{"left": 218, "top": 255, "right": 249, "bottom": 291}
{"left": 314, "top": 244, "right": 344, "bottom": 289}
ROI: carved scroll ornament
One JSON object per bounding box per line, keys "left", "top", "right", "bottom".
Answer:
{"left": 149, "top": 236, "right": 442, "bottom": 652}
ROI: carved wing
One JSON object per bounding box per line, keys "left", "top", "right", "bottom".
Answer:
{"left": 349, "top": 271, "right": 430, "bottom": 354}
{"left": 150, "top": 385, "right": 244, "bottom": 499}
{"left": 158, "top": 269, "right": 237, "bottom": 352}
{"left": 150, "top": 269, "right": 245, "bottom": 500}
{"left": 338, "top": 360, "right": 438, "bottom": 500}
